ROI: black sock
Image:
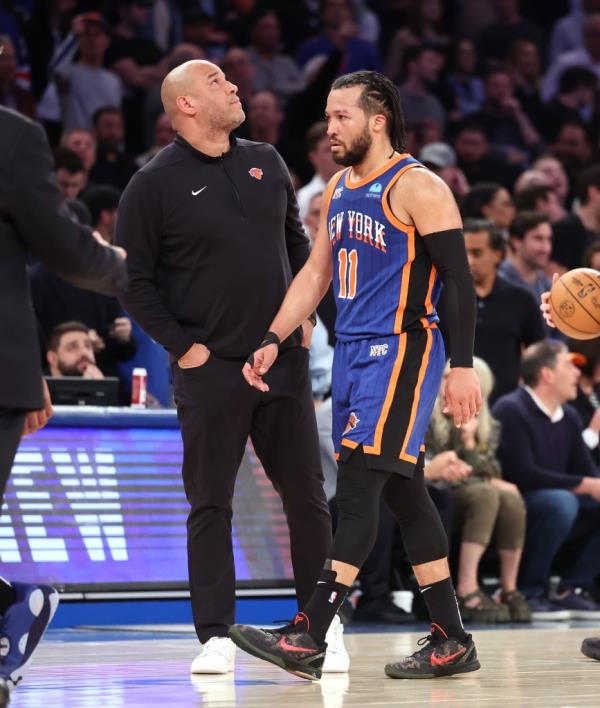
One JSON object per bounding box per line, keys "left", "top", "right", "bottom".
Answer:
{"left": 0, "top": 578, "right": 16, "bottom": 614}
{"left": 300, "top": 569, "right": 350, "bottom": 645}
{"left": 420, "top": 576, "right": 467, "bottom": 642}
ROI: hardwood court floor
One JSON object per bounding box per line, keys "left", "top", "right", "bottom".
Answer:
{"left": 10, "top": 625, "right": 600, "bottom": 707}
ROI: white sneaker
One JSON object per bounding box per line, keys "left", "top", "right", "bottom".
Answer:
{"left": 322, "top": 614, "right": 350, "bottom": 673}
{"left": 190, "top": 636, "right": 236, "bottom": 674}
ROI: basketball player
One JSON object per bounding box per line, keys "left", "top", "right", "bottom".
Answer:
{"left": 228, "top": 71, "right": 482, "bottom": 680}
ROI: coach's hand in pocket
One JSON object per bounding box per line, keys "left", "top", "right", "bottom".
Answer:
{"left": 178, "top": 343, "right": 211, "bottom": 369}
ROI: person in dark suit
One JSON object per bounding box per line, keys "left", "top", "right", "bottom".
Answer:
{"left": 0, "top": 106, "right": 126, "bottom": 703}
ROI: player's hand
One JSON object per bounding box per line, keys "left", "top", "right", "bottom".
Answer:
{"left": 177, "top": 343, "right": 210, "bottom": 369}
{"left": 540, "top": 273, "right": 559, "bottom": 328}
{"left": 22, "top": 378, "right": 53, "bottom": 437}
{"left": 301, "top": 318, "right": 315, "bottom": 348}
{"left": 109, "top": 317, "right": 132, "bottom": 343}
{"left": 443, "top": 367, "right": 482, "bottom": 428}
{"left": 242, "top": 344, "right": 279, "bottom": 392}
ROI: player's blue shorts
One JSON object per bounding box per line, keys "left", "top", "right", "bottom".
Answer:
{"left": 332, "top": 327, "right": 445, "bottom": 477}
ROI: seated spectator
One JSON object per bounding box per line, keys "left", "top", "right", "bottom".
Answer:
{"left": 385, "top": 0, "right": 449, "bottom": 83}
{"left": 551, "top": 120, "right": 596, "bottom": 193}
{"left": 469, "top": 68, "right": 540, "bottom": 162}
{"left": 89, "top": 107, "right": 137, "bottom": 191}
{"left": 548, "top": 0, "right": 600, "bottom": 64}
{"left": 398, "top": 45, "right": 447, "bottom": 131}
{"left": 452, "top": 122, "right": 520, "bottom": 189}
{"left": 61, "top": 128, "right": 97, "bottom": 175}
{"left": 247, "top": 11, "right": 303, "bottom": 105}
{"left": 499, "top": 211, "right": 552, "bottom": 302}
{"left": 46, "top": 321, "right": 105, "bottom": 380}
{"left": 552, "top": 165, "right": 600, "bottom": 272}
{"left": 54, "top": 147, "right": 87, "bottom": 200}
{"left": 0, "top": 34, "right": 36, "bottom": 120}
{"left": 419, "top": 142, "right": 470, "bottom": 200}
{"left": 104, "top": 0, "right": 168, "bottom": 153}
{"left": 180, "top": 9, "right": 229, "bottom": 61}
{"left": 221, "top": 47, "right": 256, "bottom": 113}
{"left": 423, "top": 450, "right": 468, "bottom": 542}
{"left": 297, "top": 0, "right": 383, "bottom": 75}
{"left": 54, "top": 12, "right": 122, "bottom": 132}
{"left": 533, "top": 154, "right": 570, "bottom": 206}
{"left": 568, "top": 339, "right": 600, "bottom": 465}
{"left": 477, "top": 0, "right": 544, "bottom": 70}
{"left": 427, "top": 358, "right": 530, "bottom": 624}
{"left": 543, "top": 13, "right": 600, "bottom": 102}
{"left": 446, "top": 37, "right": 485, "bottom": 121}
{"left": 81, "top": 185, "right": 120, "bottom": 244}
{"left": 541, "top": 66, "right": 598, "bottom": 144}
{"left": 514, "top": 184, "right": 566, "bottom": 223}
{"left": 493, "top": 340, "right": 600, "bottom": 620}
{"left": 31, "top": 264, "right": 136, "bottom": 382}
{"left": 297, "top": 121, "right": 339, "bottom": 221}
{"left": 452, "top": 218, "right": 545, "bottom": 402}
{"left": 506, "top": 37, "right": 543, "bottom": 130}
{"left": 460, "top": 182, "right": 516, "bottom": 233}
{"left": 137, "top": 111, "right": 175, "bottom": 167}
{"left": 246, "top": 89, "right": 283, "bottom": 148}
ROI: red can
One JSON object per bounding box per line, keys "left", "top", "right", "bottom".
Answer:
{"left": 131, "top": 367, "right": 148, "bottom": 408}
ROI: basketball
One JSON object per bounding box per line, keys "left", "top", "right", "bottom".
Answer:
{"left": 549, "top": 268, "right": 600, "bottom": 340}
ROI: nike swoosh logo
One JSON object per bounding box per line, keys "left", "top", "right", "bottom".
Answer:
{"left": 277, "top": 637, "right": 316, "bottom": 654}
{"left": 430, "top": 647, "right": 466, "bottom": 667}
{"left": 192, "top": 186, "right": 207, "bottom": 196}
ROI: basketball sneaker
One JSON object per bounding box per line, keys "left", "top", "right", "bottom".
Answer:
{"left": 228, "top": 613, "right": 326, "bottom": 680}
{"left": 190, "top": 637, "right": 236, "bottom": 674}
{"left": 384, "top": 623, "right": 480, "bottom": 679}
{"left": 323, "top": 614, "right": 349, "bottom": 673}
{"left": 0, "top": 582, "right": 59, "bottom": 689}
{"left": 581, "top": 637, "right": 600, "bottom": 661}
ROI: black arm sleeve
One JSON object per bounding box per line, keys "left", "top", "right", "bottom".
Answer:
{"left": 422, "top": 228, "right": 476, "bottom": 368}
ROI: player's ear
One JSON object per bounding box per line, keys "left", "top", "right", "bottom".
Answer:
{"left": 371, "top": 113, "right": 386, "bottom": 134}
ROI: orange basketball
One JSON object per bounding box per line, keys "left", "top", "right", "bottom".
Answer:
{"left": 549, "top": 268, "right": 600, "bottom": 340}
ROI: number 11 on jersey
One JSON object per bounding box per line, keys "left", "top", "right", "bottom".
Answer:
{"left": 338, "top": 248, "right": 358, "bottom": 300}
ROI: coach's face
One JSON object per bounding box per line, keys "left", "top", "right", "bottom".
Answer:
{"left": 187, "top": 62, "right": 245, "bottom": 131}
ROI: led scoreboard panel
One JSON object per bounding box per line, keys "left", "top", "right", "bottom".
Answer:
{"left": 1, "top": 408, "right": 294, "bottom": 590}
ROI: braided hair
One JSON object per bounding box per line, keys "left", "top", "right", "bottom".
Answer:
{"left": 330, "top": 71, "right": 406, "bottom": 152}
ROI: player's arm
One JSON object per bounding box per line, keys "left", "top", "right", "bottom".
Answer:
{"left": 242, "top": 176, "right": 336, "bottom": 391}
{"left": 389, "top": 168, "right": 482, "bottom": 425}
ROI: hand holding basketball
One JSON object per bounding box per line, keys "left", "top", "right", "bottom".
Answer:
{"left": 548, "top": 268, "right": 600, "bottom": 340}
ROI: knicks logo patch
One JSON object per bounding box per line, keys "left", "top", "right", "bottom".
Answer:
{"left": 249, "top": 167, "right": 263, "bottom": 180}
{"left": 344, "top": 412, "right": 359, "bottom": 434}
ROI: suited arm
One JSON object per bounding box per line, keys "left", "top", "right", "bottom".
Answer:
{"left": 2, "top": 115, "right": 126, "bottom": 296}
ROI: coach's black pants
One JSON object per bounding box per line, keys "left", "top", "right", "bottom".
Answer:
{"left": 172, "top": 348, "right": 332, "bottom": 643}
{"left": 0, "top": 410, "right": 26, "bottom": 509}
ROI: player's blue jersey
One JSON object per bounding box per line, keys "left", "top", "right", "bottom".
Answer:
{"left": 326, "top": 154, "right": 442, "bottom": 342}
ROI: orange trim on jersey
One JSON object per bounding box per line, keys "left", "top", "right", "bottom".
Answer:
{"left": 381, "top": 163, "right": 421, "bottom": 231}
{"left": 399, "top": 328, "right": 433, "bottom": 462}
{"left": 343, "top": 153, "right": 409, "bottom": 190}
{"left": 334, "top": 452, "right": 340, "bottom": 461}
{"left": 393, "top": 225, "right": 415, "bottom": 334}
{"left": 420, "top": 444, "right": 426, "bottom": 452}
{"left": 341, "top": 438, "right": 359, "bottom": 450}
{"left": 424, "top": 265, "right": 437, "bottom": 315}
{"left": 363, "top": 332, "right": 408, "bottom": 456}
{"left": 323, "top": 168, "right": 347, "bottom": 221}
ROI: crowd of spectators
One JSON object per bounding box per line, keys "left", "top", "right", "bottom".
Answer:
{"left": 3, "top": 0, "right": 600, "bottom": 624}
